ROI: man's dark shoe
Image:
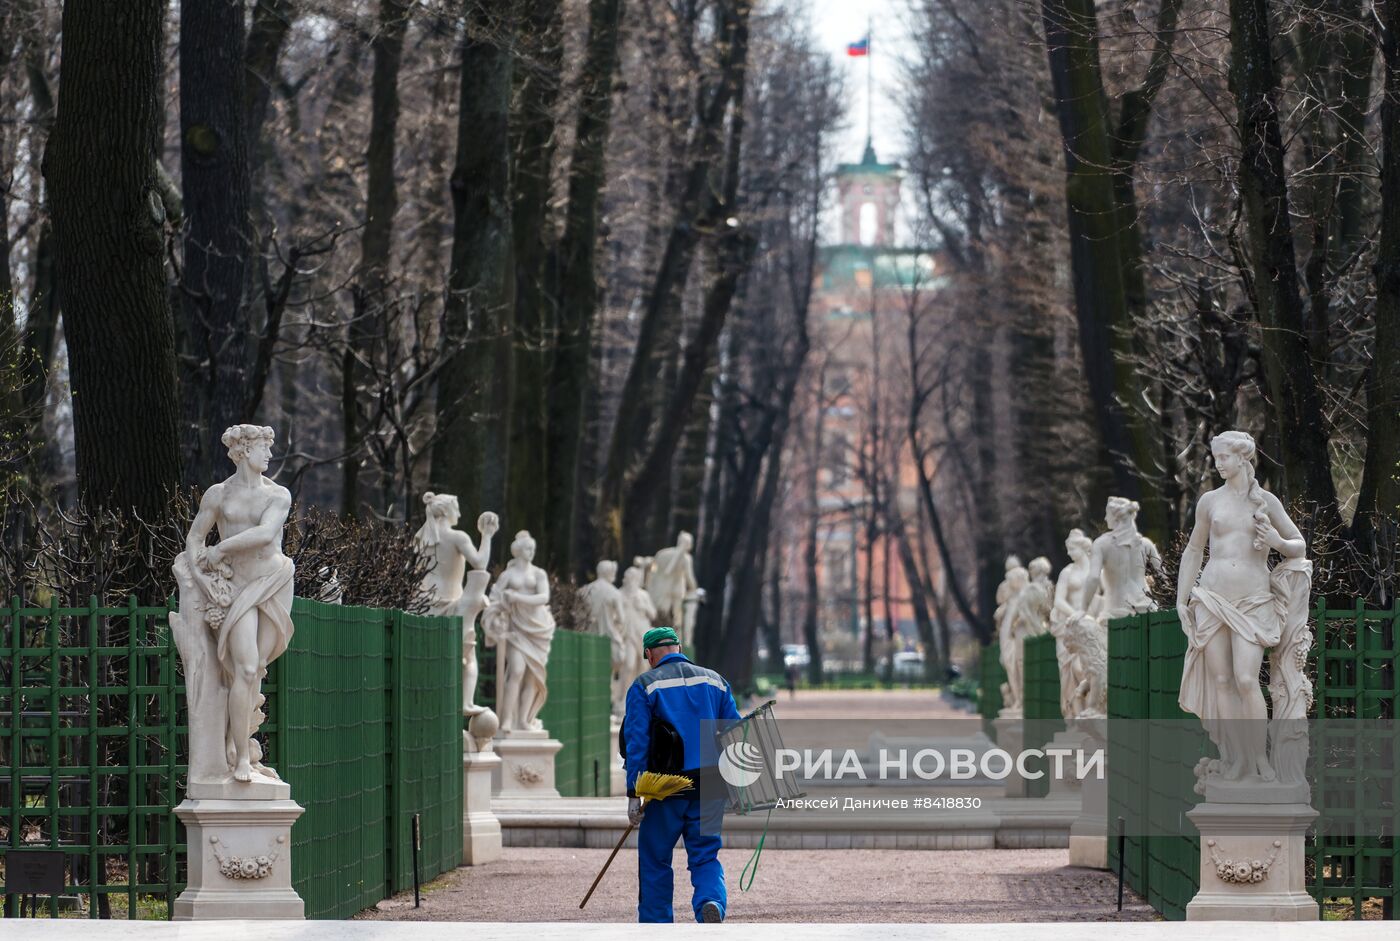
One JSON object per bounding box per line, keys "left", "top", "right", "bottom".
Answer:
{"left": 701, "top": 901, "right": 724, "bottom": 923}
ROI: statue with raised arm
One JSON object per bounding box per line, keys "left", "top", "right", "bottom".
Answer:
{"left": 648, "top": 532, "right": 698, "bottom": 640}
{"left": 171, "top": 425, "right": 294, "bottom": 787}
{"left": 1177, "top": 431, "right": 1313, "bottom": 788}
{"left": 1084, "top": 497, "right": 1162, "bottom": 620}
{"left": 481, "top": 531, "right": 555, "bottom": 733}
{"left": 413, "top": 493, "right": 498, "bottom": 715}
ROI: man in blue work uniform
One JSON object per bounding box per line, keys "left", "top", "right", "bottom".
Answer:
{"left": 622, "top": 626, "right": 742, "bottom": 923}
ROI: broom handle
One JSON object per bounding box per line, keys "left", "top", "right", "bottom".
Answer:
{"left": 579, "top": 822, "right": 635, "bottom": 909}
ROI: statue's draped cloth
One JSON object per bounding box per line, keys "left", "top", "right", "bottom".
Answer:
{"left": 217, "top": 557, "right": 295, "bottom": 685}
{"left": 483, "top": 594, "right": 554, "bottom": 689}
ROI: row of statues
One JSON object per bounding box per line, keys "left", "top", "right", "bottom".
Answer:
{"left": 995, "top": 430, "right": 1313, "bottom": 791}
{"left": 412, "top": 492, "right": 705, "bottom": 730}
{"left": 172, "top": 424, "right": 1308, "bottom": 800}
{"left": 994, "top": 494, "right": 1163, "bottom": 722}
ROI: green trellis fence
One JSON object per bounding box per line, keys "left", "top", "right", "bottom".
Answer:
{"left": 1, "top": 596, "right": 463, "bottom": 920}
{"left": 1023, "top": 634, "right": 1065, "bottom": 799}
{"left": 1106, "top": 600, "right": 1399, "bottom": 921}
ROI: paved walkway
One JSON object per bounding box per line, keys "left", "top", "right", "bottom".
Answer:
{"left": 357, "top": 847, "right": 1154, "bottom": 923}
{"left": 8, "top": 923, "right": 1394, "bottom": 940}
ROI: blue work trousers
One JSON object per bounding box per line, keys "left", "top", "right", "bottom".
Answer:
{"left": 637, "top": 794, "right": 726, "bottom": 923}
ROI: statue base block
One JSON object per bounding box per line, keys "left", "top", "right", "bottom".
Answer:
{"left": 1045, "top": 727, "right": 1090, "bottom": 799}
{"left": 609, "top": 717, "right": 625, "bottom": 797}
{"left": 1066, "top": 723, "right": 1108, "bottom": 869}
{"left": 492, "top": 730, "right": 563, "bottom": 798}
{"left": 172, "top": 798, "right": 305, "bottom": 920}
{"left": 463, "top": 749, "right": 503, "bottom": 864}
{"left": 992, "top": 713, "right": 1026, "bottom": 798}
{"left": 1185, "top": 799, "right": 1318, "bottom": 921}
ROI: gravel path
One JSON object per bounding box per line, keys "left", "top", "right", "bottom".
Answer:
{"left": 357, "top": 847, "right": 1156, "bottom": 923}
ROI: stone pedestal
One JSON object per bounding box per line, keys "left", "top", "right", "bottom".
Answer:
{"left": 992, "top": 712, "right": 1026, "bottom": 798}
{"left": 609, "top": 717, "right": 625, "bottom": 797}
{"left": 1058, "top": 721, "right": 1108, "bottom": 869}
{"left": 1185, "top": 787, "right": 1318, "bottom": 921}
{"left": 463, "top": 749, "right": 503, "bottom": 864}
{"left": 492, "top": 729, "right": 563, "bottom": 798}
{"left": 173, "top": 788, "right": 305, "bottom": 920}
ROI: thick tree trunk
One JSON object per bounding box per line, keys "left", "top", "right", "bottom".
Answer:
{"left": 45, "top": 0, "right": 182, "bottom": 516}
{"left": 1356, "top": 0, "right": 1400, "bottom": 557}
{"left": 342, "top": 0, "right": 409, "bottom": 517}
{"left": 547, "top": 0, "right": 625, "bottom": 574}
{"left": 179, "top": 0, "right": 253, "bottom": 484}
{"left": 508, "top": 0, "right": 563, "bottom": 555}
{"left": 432, "top": 2, "right": 515, "bottom": 521}
{"left": 1039, "top": 0, "right": 1175, "bottom": 539}
{"left": 244, "top": 0, "right": 297, "bottom": 181}
{"left": 1228, "top": 0, "right": 1340, "bottom": 525}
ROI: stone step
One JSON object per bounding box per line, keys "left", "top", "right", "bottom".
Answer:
{"left": 491, "top": 794, "right": 1079, "bottom": 851}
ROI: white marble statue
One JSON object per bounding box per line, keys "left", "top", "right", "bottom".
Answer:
{"left": 620, "top": 562, "right": 658, "bottom": 687}
{"left": 413, "top": 493, "right": 498, "bottom": 715}
{"left": 993, "top": 554, "right": 1024, "bottom": 629}
{"left": 1084, "top": 497, "right": 1162, "bottom": 620}
{"left": 581, "top": 560, "right": 632, "bottom": 715}
{"left": 996, "top": 563, "right": 1028, "bottom": 710}
{"left": 1177, "top": 430, "right": 1313, "bottom": 788}
{"left": 998, "top": 557, "right": 1053, "bottom": 713}
{"left": 171, "top": 424, "right": 294, "bottom": 787}
{"left": 1050, "top": 529, "right": 1104, "bottom": 718}
{"left": 648, "top": 532, "right": 698, "bottom": 638}
{"left": 481, "top": 531, "right": 555, "bottom": 733}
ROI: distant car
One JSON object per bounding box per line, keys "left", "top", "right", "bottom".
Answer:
{"left": 892, "top": 651, "right": 925, "bottom": 680}
{"left": 782, "top": 643, "right": 811, "bottom": 668}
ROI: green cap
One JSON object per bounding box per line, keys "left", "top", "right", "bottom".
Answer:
{"left": 643, "top": 627, "right": 681, "bottom": 650}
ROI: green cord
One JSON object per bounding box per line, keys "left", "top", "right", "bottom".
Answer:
{"left": 739, "top": 807, "right": 773, "bottom": 892}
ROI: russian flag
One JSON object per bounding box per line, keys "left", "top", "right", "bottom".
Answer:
{"left": 847, "top": 36, "right": 869, "bottom": 57}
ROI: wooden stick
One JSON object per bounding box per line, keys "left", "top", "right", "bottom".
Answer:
{"left": 579, "top": 822, "right": 634, "bottom": 909}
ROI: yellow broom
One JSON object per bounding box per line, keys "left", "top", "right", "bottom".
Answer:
{"left": 578, "top": 771, "right": 694, "bottom": 908}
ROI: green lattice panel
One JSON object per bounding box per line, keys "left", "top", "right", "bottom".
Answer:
{"left": 265, "top": 600, "right": 389, "bottom": 920}
{"left": 1, "top": 597, "right": 184, "bottom": 919}
{"left": 1107, "top": 613, "right": 1149, "bottom": 901}
{"left": 387, "top": 609, "right": 463, "bottom": 894}
{"left": 1309, "top": 598, "right": 1398, "bottom": 919}
{"left": 1022, "top": 633, "right": 1063, "bottom": 799}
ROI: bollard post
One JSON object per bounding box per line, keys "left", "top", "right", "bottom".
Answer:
{"left": 1116, "top": 815, "right": 1126, "bottom": 912}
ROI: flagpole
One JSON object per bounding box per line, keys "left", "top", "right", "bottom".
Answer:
{"left": 866, "top": 16, "right": 873, "bottom": 151}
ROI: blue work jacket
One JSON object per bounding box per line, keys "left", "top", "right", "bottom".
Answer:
{"left": 622, "top": 652, "right": 742, "bottom": 796}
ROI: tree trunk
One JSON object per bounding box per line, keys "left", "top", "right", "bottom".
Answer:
{"left": 547, "top": 0, "right": 626, "bottom": 574}
{"left": 508, "top": 0, "right": 563, "bottom": 556}
{"left": 801, "top": 385, "right": 825, "bottom": 684}
{"left": 1228, "top": 0, "right": 1340, "bottom": 525}
{"left": 596, "top": 0, "right": 753, "bottom": 558}
{"left": 1039, "top": 0, "right": 1176, "bottom": 540}
{"left": 342, "top": 0, "right": 409, "bottom": 517}
{"left": 432, "top": 2, "right": 515, "bottom": 523}
{"left": 179, "top": 0, "right": 253, "bottom": 484}
{"left": 45, "top": 0, "right": 182, "bottom": 516}
{"left": 1356, "top": 0, "right": 1400, "bottom": 571}
{"left": 244, "top": 0, "right": 297, "bottom": 182}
